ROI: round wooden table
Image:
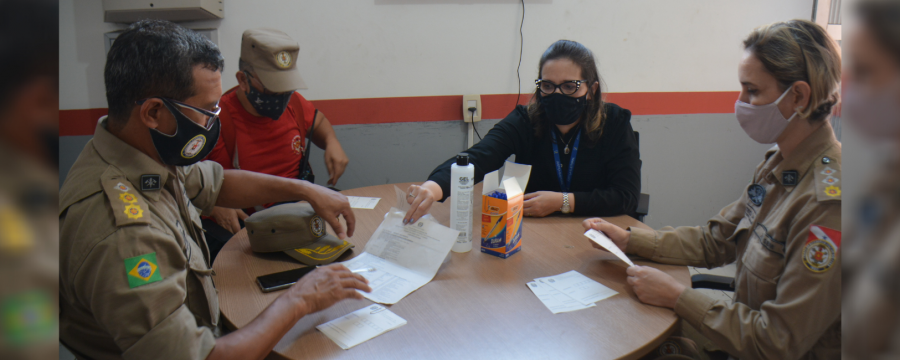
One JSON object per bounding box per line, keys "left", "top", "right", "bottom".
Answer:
{"left": 213, "top": 183, "right": 689, "bottom": 360}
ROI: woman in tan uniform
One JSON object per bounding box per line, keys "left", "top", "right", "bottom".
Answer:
{"left": 584, "top": 20, "right": 842, "bottom": 360}
{"left": 841, "top": 0, "right": 900, "bottom": 358}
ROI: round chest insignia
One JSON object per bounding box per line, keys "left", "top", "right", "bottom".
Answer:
{"left": 181, "top": 135, "right": 207, "bottom": 159}
{"left": 275, "top": 51, "right": 292, "bottom": 69}
{"left": 291, "top": 135, "right": 304, "bottom": 155}
{"left": 310, "top": 216, "right": 325, "bottom": 237}
{"left": 748, "top": 184, "right": 766, "bottom": 206}
{"left": 803, "top": 239, "right": 836, "bottom": 272}
{"left": 658, "top": 340, "right": 682, "bottom": 355}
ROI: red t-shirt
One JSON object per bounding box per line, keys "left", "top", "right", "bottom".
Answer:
{"left": 206, "top": 86, "right": 317, "bottom": 180}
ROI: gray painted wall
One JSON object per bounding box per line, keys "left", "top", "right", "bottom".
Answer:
{"left": 60, "top": 113, "right": 772, "bottom": 230}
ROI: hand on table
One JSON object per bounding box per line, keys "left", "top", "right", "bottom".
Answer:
{"left": 404, "top": 181, "right": 441, "bottom": 224}
{"left": 306, "top": 184, "right": 355, "bottom": 239}
{"left": 210, "top": 206, "right": 249, "bottom": 234}
{"left": 626, "top": 265, "right": 686, "bottom": 309}
{"left": 523, "top": 191, "right": 563, "bottom": 217}
{"left": 582, "top": 218, "right": 630, "bottom": 252}
{"left": 289, "top": 264, "right": 372, "bottom": 315}
{"left": 323, "top": 142, "right": 349, "bottom": 187}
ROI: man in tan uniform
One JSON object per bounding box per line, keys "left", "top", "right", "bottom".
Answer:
{"left": 59, "top": 20, "right": 370, "bottom": 360}
{"left": 0, "top": 1, "right": 60, "bottom": 358}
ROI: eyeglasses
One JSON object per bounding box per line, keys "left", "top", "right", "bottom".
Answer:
{"left": 136, "top": 97, "right": 221, "bottom": 129}
{"left": 243, "top": 71, "right": 281, "bottom": 95}
{"left": 535, "top": 79, "right": 589, "bottom": 95}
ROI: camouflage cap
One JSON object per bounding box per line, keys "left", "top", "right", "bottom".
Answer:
{"left": 245, "top": 202, "right": 353, "bottom": 265}
{"left": 240, "top": 28, "right": 307, "bottom": 92}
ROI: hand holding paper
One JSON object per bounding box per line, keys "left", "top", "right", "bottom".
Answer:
{"left": 584, "top": 229, "right": 634, "bottom": 267}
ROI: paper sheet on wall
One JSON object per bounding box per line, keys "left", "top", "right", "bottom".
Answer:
{"left": 584, "top": 229, "right": 635, "bottom": 267}
{"left": 535, "top": 270, "right": 618, "bottom": 306}
{"left": 347, "top": 196, "right": 380, "bottom": 209}
{"left": 341, "top": 207, "right": 459, "bottom": 304}
{"left": 317, "top": 304, "right": 407, "bottom": 350}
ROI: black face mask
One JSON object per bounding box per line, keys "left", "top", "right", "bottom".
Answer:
{"left": 149, "top": 98, "right": 220, "bottom": 166}
{"left": 41, "top": 128, "right": 59, "bottom": 167}
{"left": 540, "top": 93, "right": 588, "bottom": 126}
{"left": 245, "top": 84, "right": 292, "bottom": 120}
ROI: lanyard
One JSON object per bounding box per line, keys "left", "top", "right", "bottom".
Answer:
{"left": 550, "top": 127, "right": 581, "bottom": 192}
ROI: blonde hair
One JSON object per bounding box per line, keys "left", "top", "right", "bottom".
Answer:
{"left": 743, "top": 19, "right": 841, "bottom": 121}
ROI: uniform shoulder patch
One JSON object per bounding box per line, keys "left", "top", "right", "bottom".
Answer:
{"left": 100, "top": 173, "right": 151, "bottom": 227}
{"left": 813, "top": 157, "right": 841, "bottom": 202}
{"left": 124, "top": 252, "right": 163, "bottom": 288}
{"left": 802, "top": 225, "right": 841, "bottom": 273}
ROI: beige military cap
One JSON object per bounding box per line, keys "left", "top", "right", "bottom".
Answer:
{"left": 246, "top": 202, "right": 354, "bottom": 265}
{"left": 240, "top": 28, "right": 308, "bottom": 92}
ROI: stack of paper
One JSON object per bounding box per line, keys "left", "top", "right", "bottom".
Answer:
{"left": 527, "top": 270, "right": 618, "bottom": 314}
{"left": 316, "top": 305, "right": 406, "bottom": 350}
{"left": 317, "top": 305, "right": 407, "bottom": 349}
{"left": 347, "top": 196, "right": 380, "bottom": 209}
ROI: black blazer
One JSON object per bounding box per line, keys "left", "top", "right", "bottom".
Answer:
{"left": 428, "top": 103, "right": 641, "bottom": 217}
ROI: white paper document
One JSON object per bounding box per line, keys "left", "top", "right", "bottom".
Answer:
{"left": 527, "top": 281, "right": 596, "bottom": 314}
{"left": 393, "top": 186, "right": 410, "bottom": 212}
{"left": 347, "top": 196, "right": 381, "bottom": 209}
{"left": 341, "top": 208, "right": 459, "bottom": 304}
{"left": 317, "top": 304, "right": 407, "bottom": 350}
{"left": 584, "top": 229, "right": 635, "bottom": 267}
{"left": 536, "top": 270, "right": 618, "bottom": 306}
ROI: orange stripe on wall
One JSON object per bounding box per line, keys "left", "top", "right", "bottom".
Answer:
{"left": 60, "top": 91, "right": 739, "bottom": 136}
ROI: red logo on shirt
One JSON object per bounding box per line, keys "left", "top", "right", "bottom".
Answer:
{"left": 291, "top": 135, "right": 303, "bottom": 155}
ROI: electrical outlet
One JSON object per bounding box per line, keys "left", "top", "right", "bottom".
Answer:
{"left": 462, "top": 94, "right": 482, "bottom": 123}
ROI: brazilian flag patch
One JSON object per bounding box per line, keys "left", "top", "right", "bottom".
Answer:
{"left": 124, "top": 252, "right": 163, "bottom": 288}
{"left": 1, "top": 290, "right": 56, "bottom": 346}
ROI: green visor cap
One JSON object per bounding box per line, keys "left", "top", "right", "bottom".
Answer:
{"left": 245, "top": 202, "right": 354, "bottom": 265}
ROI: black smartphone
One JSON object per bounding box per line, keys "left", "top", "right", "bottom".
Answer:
{"left": 256, "top": 266, "right": 316, "bottom": 293}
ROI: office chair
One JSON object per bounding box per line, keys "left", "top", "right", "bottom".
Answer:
{"left": 633, "top": 131, "right": 650, "bottom": 222}
{"left": 691, "top": 274, "right": 735, "bottom": 291}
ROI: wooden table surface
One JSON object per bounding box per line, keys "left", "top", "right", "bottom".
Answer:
{"left": 213, "top": 183, "right": 689, "bottom": 360}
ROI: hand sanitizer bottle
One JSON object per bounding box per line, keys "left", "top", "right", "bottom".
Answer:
{"left": 450, "top": 153, "right": 475, "bottom": 253}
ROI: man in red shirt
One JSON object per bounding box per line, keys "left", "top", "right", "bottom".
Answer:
{"left": 203, "top": 28, "right": 349, "bottom": 257}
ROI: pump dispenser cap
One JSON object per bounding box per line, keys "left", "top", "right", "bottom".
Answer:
{"left": 456, "top": 153, "right": 470, "bottom": 166}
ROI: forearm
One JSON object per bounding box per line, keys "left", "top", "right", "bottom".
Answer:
{"left": 216, "top": 169, "right": 315, "bottom": 209}
{"left": 207, "top": 293, "right": 308, "bottom": 360}
{"left": 627, "top": 219, "right": 738, "bottom": 268}
{"left": 572, "top": 187, "right": 636, "bottom": 217}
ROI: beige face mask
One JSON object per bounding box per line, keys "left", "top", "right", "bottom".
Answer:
{"left": 734, "top": 85, "right": 798, "bottom": 144}
{"left": 844, "top": 77, "right": 900, "bottom": 140}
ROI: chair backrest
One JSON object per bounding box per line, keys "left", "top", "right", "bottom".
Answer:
{"left": 632, "top": 131, "right": 649, "bottom": 222}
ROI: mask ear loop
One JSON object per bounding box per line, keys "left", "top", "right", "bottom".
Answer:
{"left": 775, "top": 83, "right": 802, "bottom": 122}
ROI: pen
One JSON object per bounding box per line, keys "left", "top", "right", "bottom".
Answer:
{"left": 316, "top": 265, "right": 376, "bottom": 273}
